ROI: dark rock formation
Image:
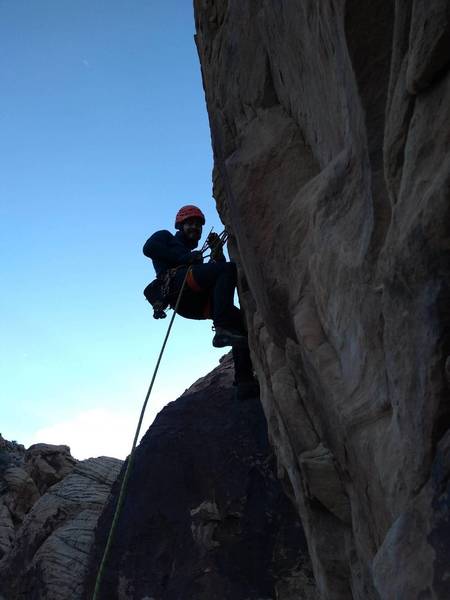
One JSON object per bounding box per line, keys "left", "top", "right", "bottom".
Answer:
{"left": 194, "top": 2, "right": 450, "bottom": 599}
{"left": 86, "top": 355, "right": 317, "bottom": 599}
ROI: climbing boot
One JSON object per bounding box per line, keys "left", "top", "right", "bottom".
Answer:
{"left": 212, "top": 326, "right": 247, "bottom": 348}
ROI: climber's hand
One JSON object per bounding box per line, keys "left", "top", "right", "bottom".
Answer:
{"left": 207, "top": 232, "right": 221, "bottom": 249}
{"left": 189, "top": 250, "right": 204, "bottom": 264}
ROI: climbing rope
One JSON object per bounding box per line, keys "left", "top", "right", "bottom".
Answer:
{"left": 92, "top": 229, "right": 230, "bottom": 598}
{"left": 92, "top": 266, "right": 192, "bottom": 600}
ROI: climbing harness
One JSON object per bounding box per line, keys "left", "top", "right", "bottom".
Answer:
{"left": 92, "top": 267, "right": 191, "bottom": 600}
{"left": 143, "top": 267, "right": 183, "bottom": 319}
{"left": 143, "top": 228, "right": 229, "bottom": 319}
{"left": 93, "top": 228, "right": 230, "bottom": 599}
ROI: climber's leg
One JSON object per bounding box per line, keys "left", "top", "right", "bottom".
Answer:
{"left": 188, "top": 263, "right": 247, "bottom": 347}
{"left": 189, "top": 262, "right": 238, "bottom": 328}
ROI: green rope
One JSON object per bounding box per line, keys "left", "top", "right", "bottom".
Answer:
{"left": 92, "top": 267, "right": 192, "bottom": 600}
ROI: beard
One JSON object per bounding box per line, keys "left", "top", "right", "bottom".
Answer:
{"left": 183, "top": 228, "right": 201, "bottom": 248}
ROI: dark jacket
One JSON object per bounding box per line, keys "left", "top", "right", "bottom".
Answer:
{"left": 143, "top": 230, "right": 202, "bottom": 277}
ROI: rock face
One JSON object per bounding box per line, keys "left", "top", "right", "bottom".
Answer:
{"left": 24, "top": 443, "right": 77, "bottom": 495}
{"left": 194, "top": 2, "right": 450, "bottom": 599}
{"left": 86, "top": 355, "right": 317, "bottom": 599}
{"left": 0, "top": 438, "right": 77, "bottom": 562}
{"left": 0, "top": 436, "right": 121, "bottom": 599}
{"left": 0, "top": 436, "right": 32, "bottom": 560}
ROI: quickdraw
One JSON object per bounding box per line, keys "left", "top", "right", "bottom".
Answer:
{"left": 203, "top": 230, "right": 229, "bottom": 261}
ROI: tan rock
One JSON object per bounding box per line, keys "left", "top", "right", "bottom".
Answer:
{"left": 0, "top": 442, "right": 78, "bottom": 563}
{"left": 2, "top": 466, "right": 40, "bottom": 516}
{"left": 25, "top": 443, "right": 77, "bottom": 494}
{"left": 299, "top": 444, "right": 351, "bottom": 525}
{"left": 0, "top": 456, "right": 122, "bottom": 599}
{"left": 195, "top": 1, "right": 450, "bottom": 597}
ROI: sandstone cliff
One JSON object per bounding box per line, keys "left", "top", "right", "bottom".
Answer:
{"left": 194, "top": 2, "right": 450, "bottom": 599}
{"left": 86, "top": 355, "right": 317, "bottom": 599}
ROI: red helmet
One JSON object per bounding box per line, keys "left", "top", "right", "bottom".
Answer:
{"left": 174, "top": 205, "right": 205, "bottom": 229}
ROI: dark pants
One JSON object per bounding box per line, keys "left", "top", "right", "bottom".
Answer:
{"left": 169, "top": 263, "right": 254, "bottom": 383}
{"left": 171, "top": 262, "right": 241, "bottom": 329}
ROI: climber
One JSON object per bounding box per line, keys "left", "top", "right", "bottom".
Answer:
{"left": 143, "top": 205, "right": 259, "bottom": 399}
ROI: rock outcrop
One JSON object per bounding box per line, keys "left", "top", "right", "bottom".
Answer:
{"left": 0, "top": 438, "right": 77, "bottom": 562}
{"left": 86, "top": 355, "right": 317, "bottom": 599}
{"left": 0, "top": 436, "right": 32, "bottom": 560}
{"left": 194, "top": 2, "right": 450, "bottom": 599}
{"left": 0, "top": 436, "right": 121, "bottom": 599}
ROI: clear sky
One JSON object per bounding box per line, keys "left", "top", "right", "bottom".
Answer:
{"left": 0, "top": 1, "right": 228, "bottom": 459}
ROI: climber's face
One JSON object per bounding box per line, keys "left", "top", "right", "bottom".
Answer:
{"left": 182, "top": 217, "right": 203, "bottom": 244}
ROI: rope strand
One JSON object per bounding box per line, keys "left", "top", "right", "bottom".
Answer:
{"left": 92, "top": 267, "right": 192, "bottom": 600}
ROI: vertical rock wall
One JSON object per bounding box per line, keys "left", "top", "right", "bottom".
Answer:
{"left": 194, "top": 1, "right": 450, "bottom": 598}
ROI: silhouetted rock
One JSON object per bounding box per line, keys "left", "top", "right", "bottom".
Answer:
{"left": 87, "top": 355, "right": 316, "bottom": 599}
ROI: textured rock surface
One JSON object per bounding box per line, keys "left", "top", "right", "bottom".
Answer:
{"left": 86, "top": 355, "right": 317, "bottom": 599}
{"left": 25, "top": 443, "right": 77, "bottom": 495}
{"left": 0, "top": 439, "right": 121, "bottom": 600}
{"left": 194, "top": 2, "right": 450, "bottom": 598}
{"left": 0, "top": 438, "right": 77, "bottom": 562}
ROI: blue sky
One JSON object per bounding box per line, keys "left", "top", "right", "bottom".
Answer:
{"left": 0, "top": 1, "right": 228, "bottom": 458}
